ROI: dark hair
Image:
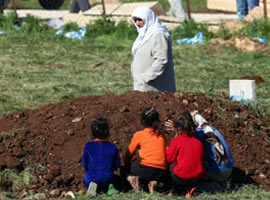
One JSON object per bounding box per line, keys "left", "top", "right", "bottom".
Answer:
{"left": 141, "top": 107, "right": 160, "bottom": 130}
{"left": 91, "top": 118, "right": 110, "bottom": 140}
{"left": 173, "top": 111, "right": 196, "bottom": 136}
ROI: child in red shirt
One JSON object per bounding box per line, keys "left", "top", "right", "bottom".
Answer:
{"left": 166, "top": 111, "right": 205, "bottom": 196}
{"left": 124, "top": 107, "right": 168, "bottom": 193}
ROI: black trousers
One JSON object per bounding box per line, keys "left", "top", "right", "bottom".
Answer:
{"left": 130, "top": 161, "right": 168, "bottom": 182}
{"left": 70, "top": 0, "right": 90, "bottom": 13}
{"left": 169, "top": 165, "right": 200, "bottom": 194}
{"left": 0, "top": 0, "right": 5, "bottom": 13}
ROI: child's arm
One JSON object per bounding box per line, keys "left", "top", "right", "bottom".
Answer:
{"left": 123, "top": 147, "right": 133, "bottom": 164}
{"left": 112, "top": 146, "right": 121, "bottom": 171}
{"left": 191, "top": 110, "right": 216, "bottom": 134}
{"left": 191, "top": 111, "right": 226, "bottom": 162}
{"left": 166, "top": 138, "right": 179, "bottom": 163}
{"left": 190, "top": 110, "right": 208, "bottom": 128}
{"left": 123, "top": 133, "right": 139, "bottom": 164}
{"left": 82, "top": 143, "right": 89, "bottom": 171}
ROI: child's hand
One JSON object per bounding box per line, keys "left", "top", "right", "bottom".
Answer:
{"left": 190, "top": 110, "right": 208, "bottom": 127}
{"left": 164, "top": 119, "right": 175, "bottom": 132}
{"left": 190, "top": 110, "right": 199, "bottom": 123}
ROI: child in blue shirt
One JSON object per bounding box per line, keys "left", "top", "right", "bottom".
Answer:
{"left": 190, "top": 111, "right": 234, "bottom": 183}
{"left": 82, "top": 118, "right": 121, "bottom": 194}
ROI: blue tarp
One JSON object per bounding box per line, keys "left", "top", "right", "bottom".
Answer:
{"left": 55, "top": 26, "right": 86, "bottom": 40}
{"left": 177, "top": 32, "right": 205, "bottom": 44}
{"left": 251, "top": 37, "right": 267, "bottom": 44}
{"left": 0, "top": 27, "right": 5, "bottom": 35}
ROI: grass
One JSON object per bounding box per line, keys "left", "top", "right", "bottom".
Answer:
{"left": 0, "top": 15, "right": 269, "bottom": 117}
{"left": 6, "top": 0, "right": 207, "bottom": 13}
{"left": 0, "top": 168, "right": 36, "bottom": 191}
{"left": 7, "top": 0, "right": 72, "bottom": 10}
{"left": 73, "top": 185, "right": 270, "bottom": 199}
{"left": 0, "top": 13, "right": 270, "bottom": 198}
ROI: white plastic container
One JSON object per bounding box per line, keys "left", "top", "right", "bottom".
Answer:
{"left": 229, "top": 79, "right": 257, "bottom": 105}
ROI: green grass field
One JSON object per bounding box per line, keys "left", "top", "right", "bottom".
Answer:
{"left": 74, "top": 185, "right": 270, "bottom": 199}
{"left": 0, "top": 16, "right": 270, "bottom": 117}
{"left": 0, "top": 14, "right": 270, "bottom": 199}
{"left": 8, "top": 0, "right": 207, "bottom": 12}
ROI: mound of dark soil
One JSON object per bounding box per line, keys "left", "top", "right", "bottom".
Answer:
{"left": 0, "top": 91, "right": 269, "bottom": 195}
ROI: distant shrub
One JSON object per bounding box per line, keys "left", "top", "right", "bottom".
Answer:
{"left": 238, "top": 18, "right": 270, "bottom": 40}
{"left": 170, "top": 19, "right": 214, "bottom": 41}
{"left": 215, "top": 22, "right": 233, "bottom": 40}
{"left": 63, "top": 22, "right": 79, "bottom": 32}
{"left": 0, "top": 11, "right": 21, "bottom": 31}
{"left": 114, "top": 20, "right": 137, "bottom": 40}
{"left": 85, "top": 16, "right": 116, "bottom": 38}
{"left": 85, "top": 16, "right": 136, "bottom": 40}
{"left": 20, "top": 14, "right": 47, "bottom": 34}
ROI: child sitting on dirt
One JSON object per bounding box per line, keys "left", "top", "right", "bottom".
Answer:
{"left": 82, "top": 118, "right": 120, "bottom": 195}
{"left": 190, "top": 110, "right": 234, "bottom": 191}
{"left": 166, "top": 111, "right": 205, "bottom": 197}
{"left": 166, "top": 110, "right": 234, "bottom": 193}
{"left": 124, "top": 107, "right": 168, "bottom": 193}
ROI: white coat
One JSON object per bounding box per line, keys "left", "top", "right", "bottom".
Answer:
{"left": 131, "top": 6, "right": 176, "bottom": 92}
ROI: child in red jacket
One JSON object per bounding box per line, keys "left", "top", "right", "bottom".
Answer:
{"left": 166, "top": 111, "right": 205, "bottom": 196}
{"left": 124, "top": 107, "right": 168, "bottom": 193}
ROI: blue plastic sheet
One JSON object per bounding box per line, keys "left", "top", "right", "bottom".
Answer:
{"left": 55, "top": 26, "right": 86, "bottom": 40}
{"left": 0, "top": 25, "right": 19, "bottom": 35}
{"left": 0, "top": 27, "right": 5, "bottom": 35}
{"left": 251, "top": 37, "right": 267, "bottom": 44}
{"left": 230, "top": 95, "right": 249, "bottom": 106}
{"left": 177, "top": 32, "right": 205, "bottom": 44}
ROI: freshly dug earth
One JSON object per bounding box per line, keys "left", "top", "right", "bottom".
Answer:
{"left": 0, "top": 91, "right": 269, "bottom": 195}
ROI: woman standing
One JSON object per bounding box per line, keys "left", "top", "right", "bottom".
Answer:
{"left": 131, "top": 6, "right": 176, "bottom": 92}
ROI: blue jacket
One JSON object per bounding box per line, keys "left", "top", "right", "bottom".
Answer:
{"left": 194, "top": 127, "right": 234, "bottom": 174}
{"left": 82, "top": 140, "right": 120, "bottom": 187}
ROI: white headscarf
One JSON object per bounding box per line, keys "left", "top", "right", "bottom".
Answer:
{"left": 131, "top": 6, "right": 169, "bottom": 56}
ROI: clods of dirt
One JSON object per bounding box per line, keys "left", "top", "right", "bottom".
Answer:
{"left": 238, "top": 75, "right": 265, "bottom": 85}
{"left": 0, "top": 91, "right": 269, "bottom": 195}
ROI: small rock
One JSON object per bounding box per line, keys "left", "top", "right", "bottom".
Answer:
{"left": 72, "top": 117, "right": 82, "bottom": 123}
{"left": 182, "top": 99, "right": 188, "bottom": 105}
{"left": 66, "top": 129, "right": 74, "bottom": 136}
{"left": 193, "top": 102, "right": 199, "bottom": 108}
{"left": 49, "top": 189, "right": 61, "bottom": 198}
{"left": 174, "top": 92, "right": 184, "bottom": 99}
{"left": 34, "top": 193, "right": 47, "bottom": 199}
{"left": 65, "top": 191, "right": 75, "bottom": 199}
{"left": 259, "top": 173, "right": 266, "bottom": 178}
{"left": 119, "top": 106, "right": 130, "bottom": 112}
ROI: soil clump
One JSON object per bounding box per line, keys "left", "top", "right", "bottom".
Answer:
{"left": 0, "top": 91, "right": 269, "bottom": 195}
